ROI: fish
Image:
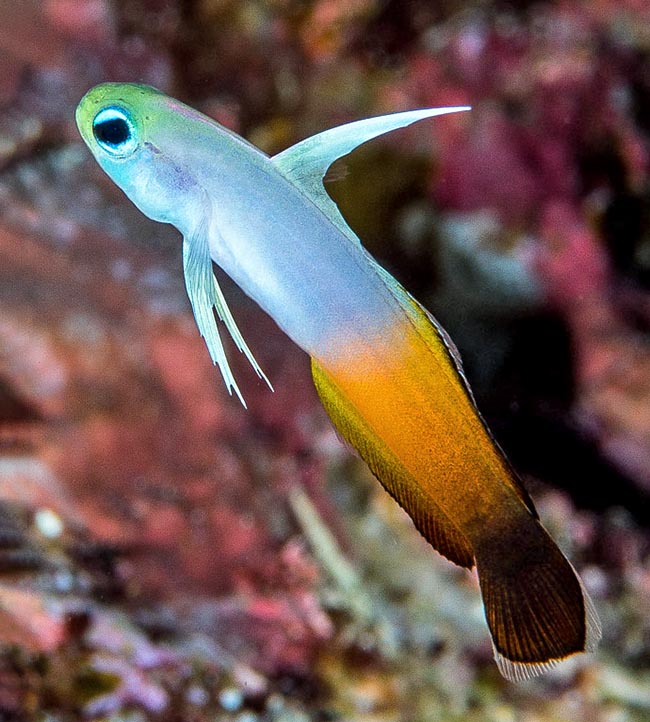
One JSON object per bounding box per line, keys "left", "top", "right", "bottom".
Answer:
{"left": 75, "top": 83, "right": 601, "bottom": 681}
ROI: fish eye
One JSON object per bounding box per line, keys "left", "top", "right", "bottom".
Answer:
{"left": 92, "top": 107, "right": 138, "bottom": 157}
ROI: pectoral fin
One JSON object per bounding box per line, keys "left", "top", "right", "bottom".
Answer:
{"left": 183, "top": 212, "right": 272, "bottom": 407}
{"left": 273, "top": 106, "right": 470, "bottom": 246}
{"left": 311, "top": 358, "right": 474, "bottom": 569}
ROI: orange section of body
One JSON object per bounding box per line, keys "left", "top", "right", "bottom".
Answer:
{"left": 318, "top": 313, "right": 531, "bottom": 545}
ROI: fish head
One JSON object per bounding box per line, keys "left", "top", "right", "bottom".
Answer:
{"left": 76, "top": 82, "right": 204, "bottom": 232}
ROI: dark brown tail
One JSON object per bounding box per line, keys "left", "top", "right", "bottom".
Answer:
{"left": 475, "top": 518, "right": 601, "bottom": 681}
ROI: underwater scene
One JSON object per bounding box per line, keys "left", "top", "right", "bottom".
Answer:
{"left": 0, "top": 0, "right": 649, "bottom": 719}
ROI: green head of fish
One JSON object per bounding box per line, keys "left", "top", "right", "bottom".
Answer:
{"left": 75, "top": 82, "right": 205, "bottom": 231}
{"left": 76, "top": 83, "right": 161, "bottom": 166}
{"left": 76, "top": 82, "right": 273, "bottom": 404}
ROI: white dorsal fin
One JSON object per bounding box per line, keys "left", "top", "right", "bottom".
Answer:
{"left": 182, "top": 211, "right": 272, "bottom": 407}
{"left": 272, "top": 106, "right": 470, "bottom": 244}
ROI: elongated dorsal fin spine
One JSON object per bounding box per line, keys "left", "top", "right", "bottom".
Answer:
{"left": 272, "top": 106, "right": 471, "bottom": 245}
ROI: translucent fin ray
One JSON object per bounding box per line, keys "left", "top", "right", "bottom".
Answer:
{"left": 182, "top": 213, "right": 271, "bottom": 407}
{"left": 272, "top": 106, "right": 471, "bottom": 245}
{"left": 209, "top": 269, "right": 273, "bottom": 392}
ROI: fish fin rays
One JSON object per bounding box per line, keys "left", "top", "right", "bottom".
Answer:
{"left": 273, "top": 156, "right": 358, "bottom": 246}
{"left": 370, "top": 261, "right": 472, "bottom": 393}
{"left": 409, "top": 293, "right": 538, "bottom": 518}
{"left": 182, "top": 212, "right": 272, "bottom": 407}
{"left": 373, "top": 262, "right": 539, "bottom": 520}
{"left": 209, "top": 268, "right": 273, "bottom": 392}
{"left": 475, "top": 521, "right": 601, "bottom": 681}
{"left": 311, "top": 358, "right": 474, "bottom": 569}
{"left": 272, "top": 106, "right": 471, "bottom": 246}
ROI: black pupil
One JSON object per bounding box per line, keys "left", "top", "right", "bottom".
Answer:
{"left": 94, "top": 117, "right": 130, "bottom": 147}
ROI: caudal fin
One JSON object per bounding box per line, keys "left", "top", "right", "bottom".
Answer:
{"left": 475, "top": 520, "right": 601, "bottom": 682}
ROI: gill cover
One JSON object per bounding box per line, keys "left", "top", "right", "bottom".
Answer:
{"left": 76, "top": 84, "right": 272, "bottom": 405}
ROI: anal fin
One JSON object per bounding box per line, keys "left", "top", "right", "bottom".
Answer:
{"left": 311, "top": 358, "right": 474, "bottom": 569}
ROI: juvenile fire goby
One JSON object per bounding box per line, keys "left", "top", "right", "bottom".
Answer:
{"left": 76, "top": 83, "right": 600, "bottom": 681}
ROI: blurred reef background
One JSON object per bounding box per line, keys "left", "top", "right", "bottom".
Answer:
{"left": 0, "top": 0, "right": 650, "bottom": 719}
